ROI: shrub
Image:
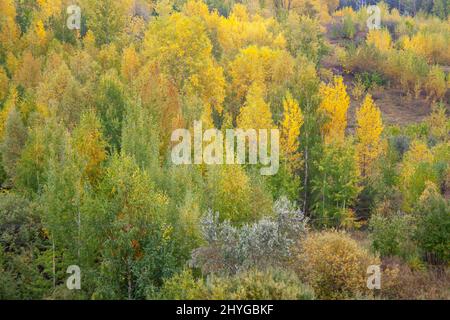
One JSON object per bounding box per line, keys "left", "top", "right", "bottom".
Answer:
{"left": 424, "top": 65, "right": 447, "bottom": 102}
{"left": 190, "top": 197, "right": 307, "bottom": 274}
{"left": 296, "top": 231, "right": 379, "bottom": 299}
{"left": 217, "top": 268, "right": 314, "bottom": 300}
{"left": 413, "top": 183, "right": 450, "bottom": 265}
{"left": 157, "top": 269, "right": 207, "bottom": 300}
{"left": 158, "top": 268, "right": 315, "bottom": 300}
{"left": 352, "top": 80, "right": 365, "bottom": 101}
{"left": 342, "top": 15, "right": 356, "bottom": 39}
{"left": 369, "top": 212, "right": 417, "bottom": 260}
{"left": 381, "top": 257, "right": 450, "bottom": 299}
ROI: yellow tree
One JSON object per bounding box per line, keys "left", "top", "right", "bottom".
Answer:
{"left": 0, "top": 0, "right": 19, "bottom": 51}
{"left": 280, "top": 91, "right": 304, "bottom": 173}
{"left": 72, "top": 110, "right": 107, "bottom": 185}
{"left": 355, "top": 94, "right": 383, "bottom": 177}
{"left": 236, "top": 82, "right": 274, "bottom": 130}
{"left": 319, "top": 76, "right": 350, "bottom": 143}
{"left": 121, "top": 44, "right": 140, "bottom": 84}
{"left": 0, "top": 67, "right": 9, "bottom": 102}
{"left": 37, "top": 0, "right": 62, "bottom": 20}
{"left": 143, "top": 13, "right": 225, "bottom": 114}
{"left": 366, "top": 29, "right": 392, "bottom": 53}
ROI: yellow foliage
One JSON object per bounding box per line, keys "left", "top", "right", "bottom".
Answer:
{"left": 366, "top": 29, "right": 392, "bottom": 52}
{"left": 121, "top": 45, "right": 140, "bottom": 83}
{"left": 318, "top": 76, "right": 350, "bottom": 143}
{"left": 0, "top": 0, "right": 19, "bottom": 50}
{"left": 37, "top": 0, "right": 62, "bottom": 20}
{"left": 402, "top": 32, "right": 450, "bottom": 65}
{"left": 0, "top": 67, "right": 9, "bottom": 102}
{"left": 403, "top": 140, "right": 433, "bottom": 165}
{"left": 14, "top": 51, "right": 42, "bottom": 89}
{"left": 355, "top": 94, "right": 384, "bottom": 176}
{"left": 280, "top": 91, "right": 304, "bottom": 172}
{"left": 0, "top": 88, "right": 17, "bottom": 140}
{"left": 424, "top": 65, "right": 447, "bottom": 102}
{"left": 5, "top": 52, "right": 19, "bottom": 76}
{"left": 236, "top": 82, "right": 274, "bottom": 130}
{"left": 297, "top": 230, "right": 379, "bottom": 299}
{"left": 34, "top": 19, "right": 48, "bottom": 46}
{"left": 144, "top": 12, "right": 225, "bottom": 112}
{"left": 73, "top": 111, "right": 107, "bottom": 184}
{"left": 228, "top": 45, "right": 294, "bottom": 106}
{"left": 426, "top": 105, "right": 449, "bottom": 141}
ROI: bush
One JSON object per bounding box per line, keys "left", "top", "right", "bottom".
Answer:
{"left": 190, "top": 197, "right": 307, "bottom": 274}
{"left": 296, "top": 231, "right": 379, "bottom": 299}
{"left": 369, "top": 212, "right": 417, "bottom": 260}
{"left": 424, "top": 65, "right": 447, "bottom": 102}
{"left": 158, "top": 268, "right": 315, "bottom": 300}
{"left": 381, "top": 257, "right": 450, "bottom": 299}
{"left": 413, "top": 183, "right": 450, "bottom": 265}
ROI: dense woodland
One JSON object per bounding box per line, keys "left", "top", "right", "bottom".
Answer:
{"left": 0, "top": 0, "right": 449, "bottom": 300}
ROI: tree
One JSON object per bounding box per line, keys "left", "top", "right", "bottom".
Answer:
{"left": 0, "top": 67, "right": 9, "bottom": 103}
{"left": 72, "top": 110, "right": 107, "bottom": 185}
{"left": 15, "top": 115, "right": 66, "bottom": 195}
{"left": 37, "top": 55, "right": 86, "bottom": 128}
{"left": 121, "top": 45, "right": 140, "bottom": 84}
{"left": 318, "top": 76, "right": 350, "bottom": 144}
{"left": 366, "top": 29, "right": 392, "bottom": 53}
{"left": 95, "top": 71, "right": 128, "bottom": 152}
{"left": 236, "top": 82, "right": 274, "bottom": 130}
{"left": 84, "top": 0, "right": 132, "bottom": 46}
{"left": 414, "top": 182, "right": 450, "bottom": 264}
{"left": 13, "top": 51, "right": 42, "bottom": 90}
{"left": 0, "top": 0, "right": 19, "bottom": 52}
{"left": 121, "top": 100, "right": 160, "bottom": 172}
{"left": 311, "top": 139, "right": 361, "bottom": 228}
{"left": 94, "top": 154, "right": 172, "bottom": 299}
{"left": 280, "top": 91, "right": 304, "bottom": 173}
{"left": 205, "top": 164, "right": 273, "bottom": 225}
{"left": 0, "top": 108, "right": 27, "bottom": 183}
{"left": 143, "top": 12, "right": 225, "bottom": 114}
{"left": 400, "top": 140, "right": 439, "bottom": 212}
{"left": 355, "top": 94, "right": 384, "bottom": 177}
{"left": 426, "top": 104, "right": 449, "bottom": 142}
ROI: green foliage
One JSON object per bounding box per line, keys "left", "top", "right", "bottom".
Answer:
{"left": 413, "top": 184, "right": 450, "bottom": 264}
{"left": 121, "top": 100, "right": 160, "bottom": 172}
{"left": 159, "top": 268, "right": 315, "bottom": 300}
{"left": 0, "top": 108, "right": 27, "bottom": 183}
{"left": 95, "top": 71, "right": 127, "bottom": 152}
{"left": 0, "top": 0, "right": 449, "bottom": 301}
{"left": 311, "top": 140, "right": 361, "bottom": 228}
{"left": 369, "top": 213, "right": 417, "bottom": 259}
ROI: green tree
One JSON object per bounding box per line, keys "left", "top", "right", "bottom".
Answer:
{"left": 0, "top": 108, "right": 27, "bottom": 184}
{"left": 311, "top": 139, "right": 361, "bottom": 228}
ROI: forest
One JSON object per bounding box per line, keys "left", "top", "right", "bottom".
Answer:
{"left": 0, "top": 0, "right": 449, "bottom": 300}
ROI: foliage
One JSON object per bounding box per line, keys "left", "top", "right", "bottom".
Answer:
{"left": 296, "top": 231, "right": 379, "bottom": 299}
{"left": 191, "top": 197, "right": 307, "bottom": 274}
{"left": 159, "top": 267, "right": 315, "bottom": 300}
